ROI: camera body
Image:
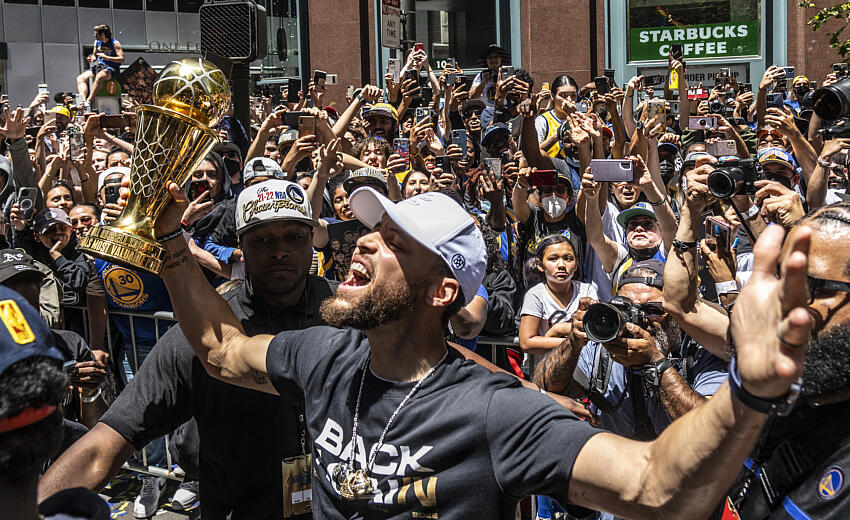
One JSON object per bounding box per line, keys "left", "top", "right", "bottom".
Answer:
{"left": 707, "top": 157, "right": 763, "bottom": 198}
{"left": 583, "top": 296, "right": 648, "bottom": 344}
{"left": 822, "top": 119, "right": 850, "bottom": 140}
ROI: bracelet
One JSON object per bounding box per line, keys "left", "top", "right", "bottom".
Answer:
{"left": 818, "top": 157, "right": 832, "bottom": 169}
{"left": 356, "top": 93, "right": 365, "bottom": 104}
{"left": 715, "top": 280, "right": 739, "bottom": 295}
{"left": 80, "top": 387, "right": 102, "bottom": 403}
{"left": 672, "top": 238, "right": 698, "bottom": 251}
{"left": 156, "top": 228, "right": 183, "bottom": 244}
{"left": 649, "top": 195, "right": 669, "bottom": 207}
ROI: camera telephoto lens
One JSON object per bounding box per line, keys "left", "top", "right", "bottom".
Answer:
{"left": 583, "top": 303, "right": 626, "bottom": 344}
{"left": 698, "top": 119, "right": 707, "bottom": 126}
{"left": 813, "top": 77, "right": 850, "bottom": 120}
{"left": 708, "top": 167, "right": 745, "bottom": 198}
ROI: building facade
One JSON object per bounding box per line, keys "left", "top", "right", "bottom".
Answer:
{"left": 0, "top": 0, "right": 845, "bottom": 108}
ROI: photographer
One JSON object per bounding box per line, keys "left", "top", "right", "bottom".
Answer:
{"left": 533, "top": 259, "right": 727, "bottom": 439}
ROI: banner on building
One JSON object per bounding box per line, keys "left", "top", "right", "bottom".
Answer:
{"left": 630, "top": 21, "right": 759, "bottom": 61}
{"left": 382, "top": 0, "right": 401, "bottom": 49}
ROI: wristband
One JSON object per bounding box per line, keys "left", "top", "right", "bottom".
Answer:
{"left": 356, "top": 93, "right": 365, "bottom": 104}
{"left": 156, "top": 228, "right": 183, "bottom": 244}
{"left": 672, "top": 238, "right": 698, "bottom": 251}
{"left": 649, "top": 195, "right": 669, "bottom": 207}
{"left": 727, "top": 357, "right": 801, "bottom": 417}
{"left": 715, "top": 280, "right": 739, "bottom": 295}
{"left": 80, "top": 387, "right": 102, "bottom": 403}
{"left": 742, "top": 204, "right": 761, "bottom": 220}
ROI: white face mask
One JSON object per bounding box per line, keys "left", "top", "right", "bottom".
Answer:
{"left": 542, "top": 195, "right": 567, "bottom": 218}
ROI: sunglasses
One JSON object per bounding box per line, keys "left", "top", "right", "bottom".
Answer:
{"left": 539, "top": 185, "right": 568, "bottom": 195}
{"left": 626, "top": 219, "right": 657, "bottom": 231}
{"left": 807, "top": 275, "right": 850, "bottom": 304}
{"left": 464, "top": 109, "right": 483, "bottom": 117}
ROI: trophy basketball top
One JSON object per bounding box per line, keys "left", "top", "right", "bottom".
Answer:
{"left": 152, "top": 58, "right": 231, "bottom": 127}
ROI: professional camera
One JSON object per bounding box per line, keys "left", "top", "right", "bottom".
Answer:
{"left": 812, "top": 77, "right": 850, "bottom": 120}
{"left": 821, "top": 119, "right": 850, "bottom": 140}
{"left": 583, "top": 296, "right": 648, "bottom": 344}
{"left": 707, "top": 157, "right": 763, "bottom": 198}
{"left": 834, "top": 62, "right": 849, "bottom": 79}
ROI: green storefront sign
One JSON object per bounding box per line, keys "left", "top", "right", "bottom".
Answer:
{"left": 630, "top": 21, "right": 759, "bottom": 61}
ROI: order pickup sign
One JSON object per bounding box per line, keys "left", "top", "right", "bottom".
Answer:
{"left": 630, "top": 21, "right": 759, "bottom": 61}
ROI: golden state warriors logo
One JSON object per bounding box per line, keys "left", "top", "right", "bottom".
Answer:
{"left": 103, "top": 267, "right": 148, "bottom": 309}
{"left": 819, "top": 466, "right": 844, "bottom": 500}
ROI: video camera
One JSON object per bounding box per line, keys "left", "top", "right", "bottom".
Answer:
{"left": 707, "top": 157, "right": 763, "bottom": 198}
{"left": 583, "top": 296, "right": 649, "bottom": 344}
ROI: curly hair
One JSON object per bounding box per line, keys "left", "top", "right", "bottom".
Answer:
{"left": 352, "top": 137, "right": 391, "bottom": 162}
{"left": 0, "top": 357, "right": 66, "bottom": 480}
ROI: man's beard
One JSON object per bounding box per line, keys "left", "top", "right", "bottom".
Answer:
{"left": 801, "top": 322, "right": 850, "bottom": 400}
{"left": 320, "top": 278, "right": 417, "bottom": 330}
{"left": 652, "top": 319, "right": 683, "bottom": 357}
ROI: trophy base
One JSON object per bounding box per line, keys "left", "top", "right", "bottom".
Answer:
{"left": 78, "top": 226, "right": 166, "bottom": 275}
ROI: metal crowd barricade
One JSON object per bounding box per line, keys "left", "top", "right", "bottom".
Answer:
{"left": 63, "top": 305, "right": 184, "bottom": 481}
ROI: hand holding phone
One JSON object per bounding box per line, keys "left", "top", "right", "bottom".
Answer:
{"left": 188, "top": 179, "right": 211, "bottom": 201}
{"left": 589, "top": 159, "right": 634, "bottom": 183}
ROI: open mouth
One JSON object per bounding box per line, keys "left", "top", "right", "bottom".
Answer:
{"left": 339, "top": 260, "right": 372, "bottom": 291}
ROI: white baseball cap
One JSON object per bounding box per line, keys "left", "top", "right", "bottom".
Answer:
{"left": 97, "top": 166, "right": 130, "bottom": 192}
{"left": 242, "top": 157, "right": 286, "bottom": 184}
{"left": 235, "top": 179, "right": 317, "bottom": 235}
{"left": 348, "top": 187, "right": 486, "bottom": 305}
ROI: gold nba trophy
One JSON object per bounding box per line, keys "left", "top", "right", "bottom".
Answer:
{"left": 79, "top": 58, "right": 230, "bottom": 274}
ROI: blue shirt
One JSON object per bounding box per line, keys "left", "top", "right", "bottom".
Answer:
{"left": 576, "top": 340, "right": 728, "bottom": 437}
{"left": 94, "top": 38, "right": 121, "bottom": 70}
{"left": 453, "top": 284, "right": 489, "bottom": 352}
{"left": 94, "top": 259, "right": 173, "bottom": 347}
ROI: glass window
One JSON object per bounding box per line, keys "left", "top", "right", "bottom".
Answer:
{"left": 260, "top": 0, "right": 301, "bottom": 79}
{"left": 178, "top": 0, "right": 203, "bottom": 13}
{"left": 117, "top": 0, "right": 144, "bottom": 9}
{"left": 79, "top": 0, "right": 111, "bottom": 7}
{"left": 43, "top": 0, "right": 75, "bottom": 6}
{"left": 147, "top": 0, "right": 176, "bottom": 12}
{"left": 405, "top": 0, "right": 499, "bottom": 71}
{"left": 627, "top": 0, "right": 760, "bottom": 62}
{"left": 4, "top": 0, "right": 38, "bottom": 4}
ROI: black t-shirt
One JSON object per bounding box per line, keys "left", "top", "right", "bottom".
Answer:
{"left": 100, "top": 275, "right": 336, "bottom": 519}
{"left": 519, "top": 205, "right": 586, "bottom": 272}
{"left": 266, "top": 327, "right": 600, "bottom": 519}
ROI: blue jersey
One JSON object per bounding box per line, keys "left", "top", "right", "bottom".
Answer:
{"left": 94, "top": 38, "right": 121, "bottom": 70}
{"left": 94, "top": 259, "right": 173, "bottom": 347}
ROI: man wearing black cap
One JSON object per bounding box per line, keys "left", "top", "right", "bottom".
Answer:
{"left": 0, "top": 285, "right": 109, "bottom": 520}
{"left": 534, "top": 260, "right": 727, "bottom": 440}
{"left": 30, "top": 208, "right": 90, "bottom": 308}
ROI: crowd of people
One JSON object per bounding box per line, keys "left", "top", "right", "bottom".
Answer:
{"left": 1, "top": 22, "right": 849, "bottom": 520}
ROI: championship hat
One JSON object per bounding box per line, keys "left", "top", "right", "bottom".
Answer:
{"left": 235, "top": 179, "right": 316, "bottom": 236}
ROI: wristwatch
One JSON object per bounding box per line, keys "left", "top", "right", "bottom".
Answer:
{"left": 642, "top": 358, "right": 673, "bottom": 388}
{"left": 817, "top": 156, "right": 832, "bottom": 169}
{"left": 672, "top": 238, "right": 698, "bottom": 251}
{"left": 728, "top": 357, "right": 801, "bottom": 416}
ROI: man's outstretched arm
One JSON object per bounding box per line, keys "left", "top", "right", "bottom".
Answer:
{"left": 38, "top": 423, "right": 135, "bottom": 502}
{"left": 156, "top": 184, "right": 277, "bottom": 394}
{"left": 567, "top": 223, "right": 813, "bottom": 519}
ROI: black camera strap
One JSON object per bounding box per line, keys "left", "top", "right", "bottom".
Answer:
{"left": 629, "top": 374, "right": 657, "bottom": 441}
